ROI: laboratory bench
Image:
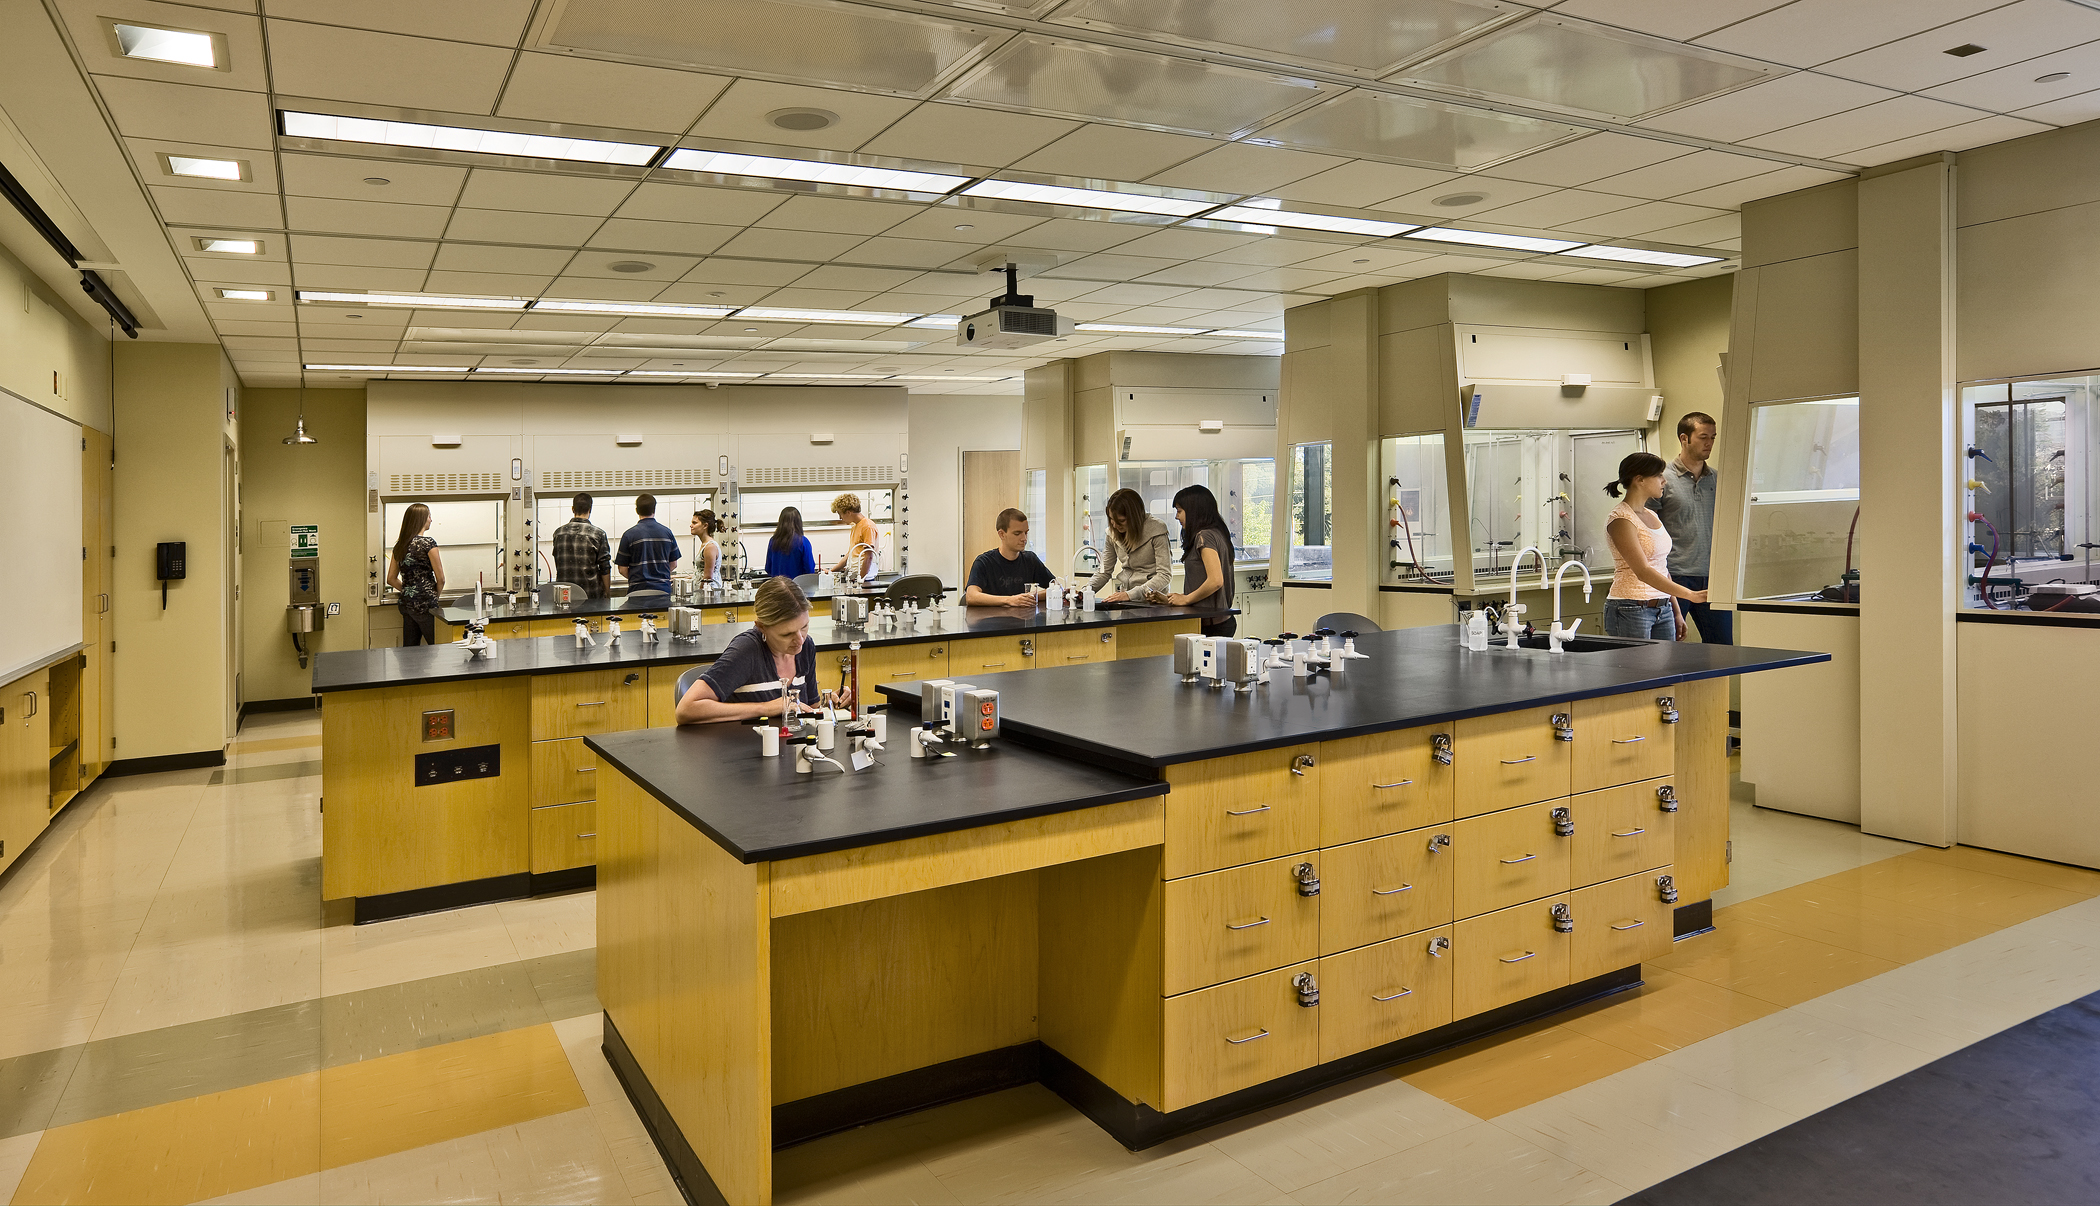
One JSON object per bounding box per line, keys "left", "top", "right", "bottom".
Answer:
{"left": 308, "top": 604, "right": 1218, "bottom": 922}
{"left": 432, "top": 574, "right": 904, "bottom": 640}
{"left": 599, "top": 626, "right": 1824, "bottom": 1205}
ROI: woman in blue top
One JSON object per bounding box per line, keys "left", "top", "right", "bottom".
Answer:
{"left": 763, "top": 507, "right": 816, "bottom": 579}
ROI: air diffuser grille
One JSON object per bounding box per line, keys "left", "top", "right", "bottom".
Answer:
{"left": 389, "top": 473, "right": 505, "bottom": 494}
{"left": 539, "top": 469, "right": 714, "bottom": 490}
{"left": 744, "top": 465, "right": 899, "bottom": 486}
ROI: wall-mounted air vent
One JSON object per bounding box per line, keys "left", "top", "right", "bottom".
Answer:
{"left": 389, "top": 473, "right": 506, "bottom": 494}
{"left": 538, "top": 468, "right": 714, "bottom": 490}
{"left": 743, "top": 465, "right": 899, "bottom": 486}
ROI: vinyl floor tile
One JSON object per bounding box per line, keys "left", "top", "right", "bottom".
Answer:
{"left": 1821, "top": 859, "right": 2091, "bottom": 929}
{"left": 225, "top": 735, "right": 323, "bottom": 756}
{"left": 89, "top": 930, "right": 323, "bottom": 1042}
{"left": 1556, "top": 967, "right": 1783, "bottom": 1059}
{"left": 1718, "top": 883, "right": 1999, "bottom": 965}
{"left": 0, "top": 1130, "right": 40, "bottom": 1204}
{"left": 1291, "top": 1117, "right": 1627, "bottom": 1205}
{"left": 1648, "top": 917, "right": 1901, "bottom": 1008}
{"left": 318, "top": 1024, "right": 588, "bottom": 1169}
{"left": 317, "top": 905, "right": 523, "bottom": 998}
{"left": 1898, "top": 844, "right": 2100, "bottom": 894}
{"left": 0, "top": 1044, "right": 82, "bottom": 1139}
{"left": 1202, "top": 1073, "right": 1475, "bottom": 1193}
{"left": 1651, "top": 1008, "right": 1938, "bottom": 1119}
{"left": 910, "top": 1085, "right": 1205, "bottom": 1204}
{"left": 1397, "top": 1020, "right": 1649, "bottom": 1119}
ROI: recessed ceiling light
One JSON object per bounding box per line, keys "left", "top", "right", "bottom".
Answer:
{"left": 767, "top": 107, "right": 838, "bottom": 131}
{"left": 163, "top": 154, "right": 246, "bottom": 181}
{"left": 954, "top": 224, "right": 975, "bottom": 231}
{"left": 1205, "top": 203, "right": 1416, "bottom": 238}
{"left": 661, "top": 148, "right": 966, "bottom": 193}
{"left": 962, "top": 179, "right": 1212, "bottom": 217}
{"left": 605, "top": 260, "right": 656, "bottom": 274}
{"left": 2037, "top": 71, "right": 2072, "bottom": 83}
{"left": 215, "top": 288, "right": 272, "bottom": 301}
{"left": 737, "top": 307, "right": 920, "bottom": 325}
{"left": 1944, "top": 43, "right": 1987, "bottom": 57}
{"left": 1405, "top": 227, "right": 1583, "bottom": 253}
{"left": 303, "top": 363, "right": 470, "bottom": 373}
{"left": 1559, "top": 245, "right": 1724, "bottom": 268}
{"left": 194, "top": 237, "right": 261, "bottom": 254}
{"left": 508, "top": 358, "right": 539, "bottom": 365}
{"left": 280, "top": 110, "right": 660, "bottom": 166}
{"left": 363, "top": 176, "right": 390, "bottom": 186}
{"left": 1433, "top": 193, "right": 1487, "bottom": 207}
{"left": 530, "top": 298, "right": 737, "bottom": 318}
{"left": 905, "top": 314, "right": 963, "bottom": 328}
{"left": 110, "top": 22, "right": 220, "bottom": 68}
{"left": 744, "top": 326, "right": 758, "bottom": 331}
{"left": 296, "top": 289, "right": 528, "bottom": 310}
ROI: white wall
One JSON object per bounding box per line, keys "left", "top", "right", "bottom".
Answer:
{"left": 906, "top": 394, "right": 1024, "bottom": 591}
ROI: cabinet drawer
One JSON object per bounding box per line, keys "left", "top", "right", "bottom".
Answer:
{"left": 1319, "top": 927, "right": 1455, "bottom": 1064}
{"left": 1039, "top": 627, "right": 1117, "bottom": 667}
{"left": 949, "top": 635, "right": 1032, "bottom": 676}
{"left": 1572, "top": 692, "right": 1676, "bottom": 793}
{"left": 1165, "top": 854, "right": 1321, "bottom": 995}
{"left": 1569, "top": 778, "right": 1676, "bottom": 888}
{"left": 529, "top": 737, "right": 598, "bottom": 808}
{"left": 1569, "top": 867, "right": 1673, "bottom": 982}
{"left": 1162, "top": 960, "right": 1321, "bottom": 1112}
{"left": 486, "top": 620, "right": 535, "bottom": 641}
{"left": 529, "top": 801, "right": 597, "bottom": 874}
{"left": 851, "top": 642, "right": 948, "bottom": 709}
{"left": 1321, "top": 826, "right": 1455, "bottom": 955}
{"left": 1319, "top": 726, "right": 1455, "bottom": 847}
{"left": 1163, "top": 745, "right": 1321, "bottom": 879}
{"left": 529, "top": 669, "right": 647, "bottom": 740}
{"left": 1453, "top": 897, "right": 1571, "bottom": 1018}
{"left": 1453, "top": 703, "right": 1572, "bottom": 816}
{"left": 1452, "top": 800, "right": 1573, "bottom": 918}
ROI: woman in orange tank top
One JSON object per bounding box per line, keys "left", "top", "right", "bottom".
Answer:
{"left": 1602, "top": 452, "right": 1708, "bottom": 641}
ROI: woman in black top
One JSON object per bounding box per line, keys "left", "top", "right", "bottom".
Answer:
{"left": 1155, "top": 485, "right": 1236, "bottom": 637}
{"left": 386, "top": 503, "right": 446, "bottom": 646}
{"left": 674, "top": 577, "right": 821, "bottom": 724}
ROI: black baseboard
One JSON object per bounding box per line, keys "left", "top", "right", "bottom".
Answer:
{"left": 532, "top": 866, "right": 596, "bottom": 896}
{"left": 104, "top": 749, "right": 226, "bottom": 778}
{"left": 604, "top": 1015, "right": 724, "bottom": 1206}
{"left": 350, "top": 866, "right": 596, "bottom": 924}
{"left": 1042, "top": 965, "right": 1643, "bottom": 1151}
{"left": 775, "top": 1043, "right": 1040, "bottom": 1150}
{"left": 238, "top": 697, "right": 318, "bottom": 725}
{"left": 1673, "top": 898, "right": 1715, "bottom": 938}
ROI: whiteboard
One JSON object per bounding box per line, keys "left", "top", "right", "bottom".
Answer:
{"left": 0, "top": 395, "right": 83, "bottom": 684}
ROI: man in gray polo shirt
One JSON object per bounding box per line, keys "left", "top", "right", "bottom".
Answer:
{"left": 1650, "top": 411, "right": 1731, "bottom": 644}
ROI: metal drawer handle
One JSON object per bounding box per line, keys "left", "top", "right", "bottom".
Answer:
{"left": 889, "top": 671, "right": 918, "bottom": 678}
{"left": 576, "top": 832, "right": 597, "bottom": 840}
{"left": 1610, "top": 827, "right": 1645, "bottom": 838}
{"left": 1611, "top": 736, "right": 1646, "bottom": 745}
{"left": 1226, "top": 915, "right": 1272, "bottom": 930}
{"left": 1372, "top": 987, "right": 1413, "bottom": 1002}
{"left": 1500, "top": 950, "right": 1536, "bottom": 963}
{"left": 1610, "top": 920, "right": 1645, "bottom": 931}
{"left": 1372, "top": 883, "right": 1413, "bottom": 896}
{"left": 576, "top": 701, "right": 607, "bottom": 707}
{"left": 980, "top": 661, "right": 1006, "bottom": 667}
{"left": 1500, "top": 853, "right": 1538, "bottom": 864}
{"left": 1373, "top": 780, "right": 1414, "bottom": 789}
{"left": 1066, "top": 654, "right": 1090, "bottom": 660}
{"left": 576, "top": 767, "right": 596, "bottom": 774}
{"left": 1225, "top": 804, "right": 1271, "bottom": 816}
{"left": 1225, "top": 1028, "right": 1270, "bottom": 1045}
{"left": 1500, "top": 756, "right": 1536, "bottom": 765}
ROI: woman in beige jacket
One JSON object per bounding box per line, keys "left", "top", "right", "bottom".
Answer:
{"left": 1087, "top": 488, "right": 1173, "bottom": 601}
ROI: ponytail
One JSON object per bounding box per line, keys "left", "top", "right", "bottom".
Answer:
{"left": 1606, "top": 452, "right": 1667, "bottom": 500}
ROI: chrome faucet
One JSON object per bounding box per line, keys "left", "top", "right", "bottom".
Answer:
{"left": 845, "top": 542, "right": 877, "bottom": 585}
{"left": 1550, "top": 559, "right": 1594, "bottom": 653}
{"left": 1504, "top": 546, "right": 1548, "bottom": 647}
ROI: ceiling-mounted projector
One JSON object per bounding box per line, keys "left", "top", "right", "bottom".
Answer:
{"left": 957, "top": 262, "right": 1074, "bottom": 349}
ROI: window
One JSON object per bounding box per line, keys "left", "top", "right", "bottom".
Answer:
{"left": 1460, "top": 428, "right": 1644, "bottom": 577}
{"left": 385, "top": 498, "right": 506, "bottom": 597}
{"left": 1741, "top": 397, "right": 1860, "bottom": 601}
{"left": 737, "top": 488, "right": 896, "bottom": 575}
{"left": 1115, "top": 457, "right": 1275, "bottom": 565}
{"left": 1022, "top": 469, "right": 1046, "bottom": 561}
{"left": 1381, "top": 434, "right": 1452, "bottom": 583}
{"left": 1962, "top": 376, "right": 2098, "bottom": 611}
{"left": 1286, "top": 442, "right": 1332, "bottom": 581}
{"left": 1073, "top": 464, "right": 1109, "bottom": 578}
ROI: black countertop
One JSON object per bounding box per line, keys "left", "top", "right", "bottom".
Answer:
{"left": 436, "top": 575, "right": 904, "bottom": 624}
{"left": 313, "top": 603, "right": 1227, "bottom": 693}
{"left": 880, "top": 625, "right": 1828, "bottom": 768}
{"left": 585, "top": 721, "right": 1166, "bottom": 864}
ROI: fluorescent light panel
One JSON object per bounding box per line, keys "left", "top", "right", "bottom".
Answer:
{"left": 296, "top": 290, "right": 528, "bottom": 310}
{"left": 1207, "top": 204, "right": 1417, "bottom": 238}
{"left": 1406, "top": 227, "right": 1584, "bottom": 253}
{"left": 530, "top": 298, "right": 736, "bottom": 318}
{"left": 781, "top": 373, "right": 891, "bottom": 379}
{"left": 472, "top": 367, "right": 622, "bottom": 375}
{"left": 196, "top": 238, "right": 261, "bottom": 254}
{"left": 1077, "top": 322, "right": 1211, "bottom": 335}
{"left": 736, "top": 307, "right": 919, "bottom": 325}
{"left": 626, "top": 370, "right": 763, "bottom": 377}
{"left": 304, "top": 364, "right": 470, "bottom": 373}
{"left": 962, "top": 179, "right": 1211, "bottom": 217}
{"left": 112, "top": 23, "right": 216, "bottom": 67}
{"left": 889, "top": 375, "right": 1011, "bottom": 381}
{"left": 215, "top": 288, "right": 271, "bottom": 301}
{"left": 1559, "top": 245, "right": 1723, "bottom": 268}
{"left": 166, "top": 155, "right": 243, "bottom": 180}
{"left": 661, "top": 149, "right": 966, "bottom": 193}
{"left": 905, "top": 314, "right": 963, "bottom": 328}
{"left": 280, "top": 110, "right": 658, "bottom": 167}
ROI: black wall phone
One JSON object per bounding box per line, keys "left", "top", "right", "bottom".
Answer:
{"left": 156, "top": 541, "right": 185, "bottom": 609}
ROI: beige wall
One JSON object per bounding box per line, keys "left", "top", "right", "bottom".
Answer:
{"left": 905, "top": 394, "right": 1025, "bottom": 592}
{"left": 1735, "top": 180, "right": 1860, "bottom": 405}
{"left": 0, "top": 239, "right": 111, "bottom": 431}
{"left": 1957, "top": 120, "right": 2100, "bottom": 382}
{"left": 239, "top": 388, "right": 368, "bottom": 703}
{"left": 1645, "top": 275, "right": 1733, "bottom": 443}
{"left": 111, "top": 342, "right": 237, "bottom": 761}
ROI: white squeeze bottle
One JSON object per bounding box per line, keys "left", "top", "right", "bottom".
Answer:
{"left": 1466, "top": 609, "right": 1490, "bottom": 652}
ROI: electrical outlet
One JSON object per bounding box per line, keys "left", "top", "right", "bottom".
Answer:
{"left": 413, "top": 743, "right": 499, "bottom": 785}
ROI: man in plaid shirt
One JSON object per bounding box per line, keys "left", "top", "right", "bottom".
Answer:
{"left": 551, "top": 492, "right": 612, "bottom": 599}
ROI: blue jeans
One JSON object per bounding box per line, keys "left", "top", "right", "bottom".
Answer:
{"left": 1604, "top": 597, "right": 1676, "bottom": 640}
{"left": 1674, "top": 574, "right": 1733, "bottom": 645}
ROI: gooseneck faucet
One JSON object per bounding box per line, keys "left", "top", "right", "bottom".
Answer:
{"left": 1504, "top": 546, "right": 1548, "bottom": 647}
{"left": 1550, "top": 559, "right": 1594, "bottom": 653}
{"left": 846, "top": 543, "right": 876, "bottom": 584}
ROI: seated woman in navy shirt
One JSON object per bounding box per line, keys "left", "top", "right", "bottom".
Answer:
{"left": 673, "top": 577, "right": 821, "bottom": 724}
{"left": 763, "top": 507, "right": 817, "bottom": 580}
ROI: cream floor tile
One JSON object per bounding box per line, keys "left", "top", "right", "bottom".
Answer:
{"left": 1397, "top": 1021, "right": 1650, "bottom": 1118}
{"left": 1710, "top": 800, "right": 1920, "bottom": 908}
{"left": 1888, "top": 924, "right": 2100, "bottom": 1019}
{"left": 0, "top": 1129, "right": 41, "bottom": 1204}
{"left": 318, "top": 905, "right": 522, "bottom": 998}
{"left": 198, "top": 1171, "right": 323, "bottom": 1204}
{"left": 0, "top": 995, "right": 109, "bottom": 1063}
{"left": 496, "top": 891, "right": 597, "bottom": 961}
{"left": 352, "top": 1129, "right": 505, "bottom": 1205}
{"left": 777, "top": 1141, "right": 963, "bottom": 1206}
{"left": 910, "top": 1087, "right": 1181, "bottom": 1204}
{"left": 1788, "top": 967, "right": 2012, "bottom": 1054}
{"left": 1030, "top": 1141, "right": 1284, "bottom": 1205}
{"left": 90, "top": 929, "right": 324, "bottom": 1042}
{"left": 1651, "top": 1008, "right": 1938, "bottom": 1118}
{"left": 589, "top": 1100, "right": 682, "bottom": 1204}
{"left": 1488, "top": 1057, "right": 1798, "bottom": 1193}
{"left": 1202, "top": 1073, "right": 1475, "bottom": 1193}
{"left": 489, "top": 1110, "right": 639, "bottom": 1205}
{"left": 550, "top": 1012, "right": 623, "bottom": 1108}
{"left": 1290, "top": 1118, "right": 1627, "bottom": 1205}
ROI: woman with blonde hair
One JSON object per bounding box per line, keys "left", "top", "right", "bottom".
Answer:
{"left": 675, "top": 577, "right": 820, "bottom": 724}
{"left": 828, "top": 492, "right": 878, "bottom": 581}
{"left": 1086, "top": 488, "right": 1171, "bottom": 603}
{"left": 385, "top": 503, "right": 445, "bottom": 646}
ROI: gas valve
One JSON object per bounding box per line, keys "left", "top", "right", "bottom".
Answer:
{"left": 1292, "top": 862, "right": 1322, "bottom": 897}
{"left": 1657, "top": 695, "right": 1680, "bottom": 724}
{"left": 1656, "top": 784, "right": 1679, "bottom": 813}
{"left": 1426, "top": 833, "right": 1451, "bottom": 855}
{"left": 1550, "top": 902, "right": 1574, "bottom": 933}
{"left": 1551, "top": 712, "right": 1574, "bottom": 741}
{"left": 1432, "top": 733, "right": 1453, "bottom": 766}
{"left": 1293, "top": 971, "right": 1320, "bottom": 1008}
{"left": 1551, "top": 806, "right": 1574, "bottom": 837}
{"left": 1657, "top": 874, "right": 1679, "bottom": 904}
{"left": 1427, "top": 935, "right": 1451, "bottom": 957}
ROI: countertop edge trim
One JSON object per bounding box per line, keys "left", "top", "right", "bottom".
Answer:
{"left": 0, "top": 642, "right": 86, "bottom": 688}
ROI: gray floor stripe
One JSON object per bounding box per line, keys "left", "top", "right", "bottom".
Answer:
{"left": 208, "top": 759, "right": 324, "bottom": 785}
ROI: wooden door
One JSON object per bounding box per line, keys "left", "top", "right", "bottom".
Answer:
{"left": 961, "top": 450, "right": 1021, "bottom": 570}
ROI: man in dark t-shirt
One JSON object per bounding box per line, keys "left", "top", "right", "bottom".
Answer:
{"left": 965, "top": 508, "right": 1055, "bottom": 606}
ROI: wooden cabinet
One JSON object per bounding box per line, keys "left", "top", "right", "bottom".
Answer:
{"left": 1118, "top": 617, "right": 1200, "bottom": 660}
{"left": 529, "top": 801, "right": 597, "bottom": 874}
{"left": 529, "top": 668, "right": 648, "bottom": 740}
{"left": 1451, "top": 800, "right": 1573, "bottom": 918}
{"left": 948, "top": 635, "right": 1033, "bottom": 677}
{"left": 646, "top": 663, "right": 703, "bottom": 728}
{"left": 1162, "top": 960, "right": 1321, "bottom": 1111}
{"left": 1164, "top": 853, "right": 1321, "bottom": 995}
{"left": 1320, "top": 826, "right": 1455, "bottom": 955}
{"left": 1162, "top": 744, "right": 1320, "bottom": 879}
{"left": 1452, "top": 703, "right": 1572, "bottom": 816}
{"left": 852, "top": 641, "right": 949, "bottom": 709}
{"left": 1569, "top": 867, "right": 1673, "bottom": 982}
{"left": 1038, "top": 627, "right": 1118, "bottom": 667}
{"left": 1572, "top": 692, "right": 1676, "bottom": 793}
{"left": 1318, "top": 927, "right": 1454, "bottom": 1063}
{"left": 529, "top": 737, "right": 599, "bottom": 808}
{"left": 0, "top": 669, "right": 52, "bottom": 877}
{"left": 1453, "top": 896, "right": 1570, "bottom": 1018}
{"left": 1568, "top": 778, "right": 1676, "bottom": 887}
{"left": 1319, "top": 725, "right": 1455, "bottom": 847}
{"left": 80, "top": 425, "right": 112, "bottom": 787}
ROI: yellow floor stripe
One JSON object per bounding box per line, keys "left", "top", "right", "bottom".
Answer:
{"left": 11, "top": 1025, "right": 586, "bottom": 1206}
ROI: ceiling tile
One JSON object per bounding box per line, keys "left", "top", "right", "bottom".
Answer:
{"left": 288, "top": 196, "right": 452, "bottom": 238}
{"left": 288, "top": 264, "right": 431, "bottom": 291}
{"left": 688, "top": 79, "right": 918, "bottom": 152}
{"left": 754, "top": 288, "right": 878, "bottom": 309}
{"left": 1922, "top": 37, "right": 2100, "bottom": 111}
{"left": 1197, "top": 237, "right": 1340, "bottom": 266}
{"left": 182, "top": 256, "right": 289, "bottom": 285}
{"left": 1403, "top": 16, "right": 1772, "bottom": 119}
{"left": 431, "top": 243, "right": 573, "bottom": 274}
{"left": 587, "top": 219, "right": 741, "bottom": 256}
{"left": 92, "top": 76, "right": 273, "bottom": 148}
{"left": 713, "top": 227, "right": 867, "bottom": 260}
{"left": 455, "top": 169, "right": 637, "bottom": 217}
{"left": 565, "top": 251, "right": 702, "bottom": 280}
{"left": 495, "top": 53, "right": 729, "bottom": 134}
{"left": 444, "top": 208, "right": 604, "bottom": 244}
{"left": 1066, "top": 282, "right": 1193, "bottom": 305}
{"left": 2010, "top": 86, "right": 2100, "bottom": 124}
{"left": 1132, "top": 261, "right": 1270, "bottom": 287}
{"left": 1547, "top": 0, "right": 1793, "bottom": 42}
{"left": 840, "top": 236, "right": 982, "bottom": 268}
{"left": 62, "top": 0, "right": 269, "bottom": 87}
{"left": 1110, "top": 227, "right": 1267, "bottom": 260}
{"left": 1209, "top": 266, "right": 1347, "bottom": 291}
{"left": 1816, "top": 0, "right": 2099, "bottom": 93}
{"left": 1640, "top": 72, "right": 1898, "bottom": 142}
{"left": 1382, "top": 175, "right": 1559, "bottom": 216}
{"left": 867, "top": 290, "right": 976, "bottom": 313}
{"left": 678, "top": 259, "right": 812, "bottom": 286}
{"left": 151, "top": 186, "right": 281, "bottom": 227}
{"left": 1668, "top": 163, "right": 1855, "bottom": 208}
{"left": 1474, "top": 187, "right": 1644, "bottom": 226}
{"left": 617, "top": 182, "right": 787, "bottom": 226}
{"left": 794, "top": 265, "right": 922, "bottom": 291}
{"left": 884, "top": 205, "right": 1044, "bottom": 243}
{"left": 1010, "top": 123, "right": 1217, "bottom": 179}
{"left": 1266, "top": 160, "right": 1459, "bottom": 208}
{"left": 1288, "top": 245, "right": 1438, "bottom": 273}
{"left": 755, "top": 195, "right": 928, "bottom": 235}
{"left": 948, "top": 34, "right": 1329, "bottom": 137}
{"left": 509, "top": 314, "right": 619, "bottom": 333}
{"left": 1480, "top": 131, "right": 1690, "bottom": 186}
{"left": 1042, "top": 252, "right": 1184, "bottom": 280}
{"left": 288, "top": 235, "right": 437, "bottom": 269}
{"left": 1840, "top": 113, "right": 2053, "bottom": 165}
{"left": 1000, "top": 217, "right": 1154, "bottom": 253}
{"left": 265, "top": 20, "right": 512, "bottom": 113}
{"left": 1641, "top": 213, "right": 1744, "bottom": 244}
{"left": 279, "top": 154, "right": 467, "bottom": 206}
{"left": 1743, "top": 94, "right": 1980, "bottom": 157}
{"left": 1545, "top": 266, "right": 1651, "bottom": 284}
{"left": 1696, "top": 0, "right": 2005, "bottom": 68}
{"left": 1563, "top": 200, "right": 1728, "bottom": 236}
{"left": 543, "top": 276, "right": 669, "bottom": 301}
{"left": 857, "top": 103, "right": 1077, "bottom": 167}
{"left": 1145, "top": 143, "right": 1348, "bottom": 193}
{"left": 261, "top": 0, "right": 533, "bottom": 47}
{"left": 212, "top": 321, "right": 298, "bottom": 337}
{"left": 1475, "top": 259, "right": 1583, "bottom": 280}
{"left": 1259, "top": 89, "right": 1583, "bottom": 168}
{"left": 1583, "top": 148, "right": 1780, "bottom": 198}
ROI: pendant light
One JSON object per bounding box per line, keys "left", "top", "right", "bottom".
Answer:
{"left": 283, "top": 384, "right": 317, "bottom": 445}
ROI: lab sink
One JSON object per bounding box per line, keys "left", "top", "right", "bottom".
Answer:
{"left": 1508, "top": 634, "right": 1654, "bottom": 653}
